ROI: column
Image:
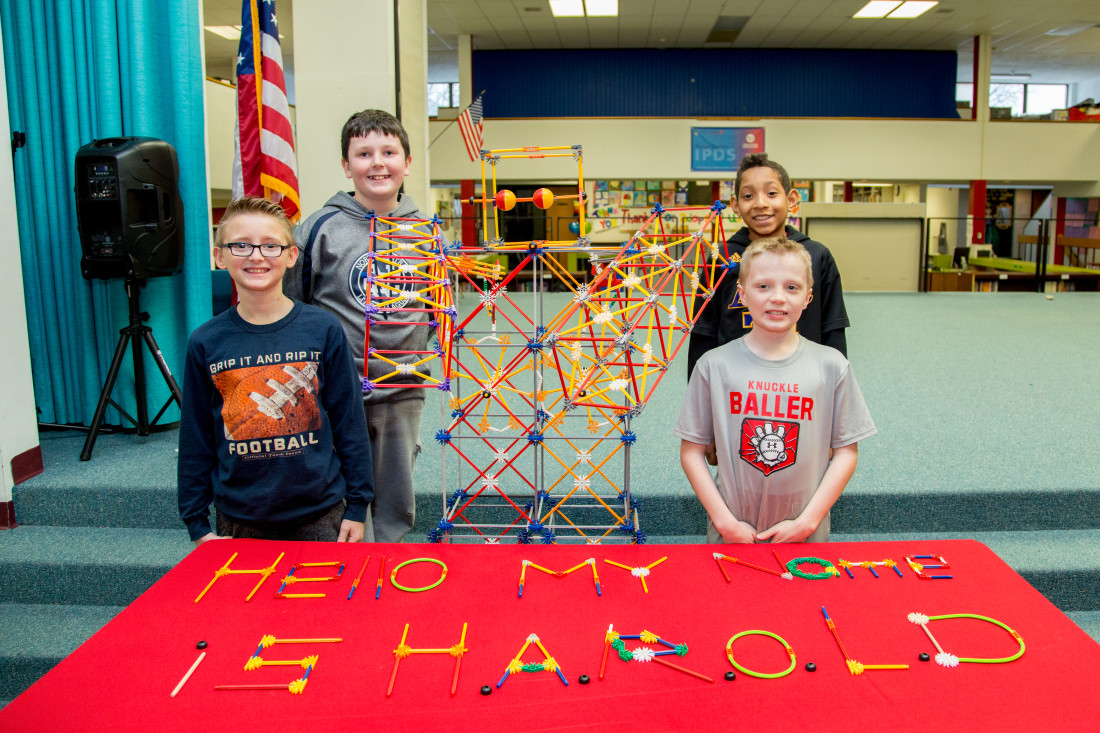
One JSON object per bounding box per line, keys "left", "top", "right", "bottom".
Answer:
{"left": 0, "top": 31, "right": 42, "bottom": 522}
{"left": 398, "top": 0, "right": 429, "bottom": 213}
{"left": 292, "top": 0, "right": 397, "bottom": 215}
{"left": 969, "top": 180, "right": 987, "bottom": 244}
{"left": 972, "top": 34, "right": 991, "bottom": 122}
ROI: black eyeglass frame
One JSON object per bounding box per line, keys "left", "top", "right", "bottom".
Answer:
{"left": 219, "top": 242, "right": 294, "bottom": 258}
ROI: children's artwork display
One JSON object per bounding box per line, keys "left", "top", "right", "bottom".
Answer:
{"left": 374, "top": 145, "right": 736, "bottom": 544}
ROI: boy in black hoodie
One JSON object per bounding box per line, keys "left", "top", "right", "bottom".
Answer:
{"left": 688, "top": 152, "right": 849, "bottom": 377}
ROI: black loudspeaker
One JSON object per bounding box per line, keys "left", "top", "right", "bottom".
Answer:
{"left": 76, "top": 137, "right": 184, "bottom": 280}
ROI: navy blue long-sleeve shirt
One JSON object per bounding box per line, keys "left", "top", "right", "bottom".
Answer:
{"left": 177, "top": 301, "right": 374, "bottom": 541}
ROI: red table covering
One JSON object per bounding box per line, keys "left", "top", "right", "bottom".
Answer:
{"left": 3, "top": 539, "right": 1098, "bottom": 732}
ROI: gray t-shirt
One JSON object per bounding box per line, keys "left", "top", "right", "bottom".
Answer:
{"left": 673, "top": 337, "right": 876, "bottom": 542}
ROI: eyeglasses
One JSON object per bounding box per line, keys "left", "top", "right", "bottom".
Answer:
{"left": 220, "top": 242, "right": 293, "bottom": 258}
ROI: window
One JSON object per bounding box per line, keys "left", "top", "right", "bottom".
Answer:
{"left": 953, "top": 82, "right": 1069, "bottom": 118}
{"left": 1024, "top": 84, "right": 1067, "bottom": 115}
{"left": 990, "top": 83, "right": 1024, "bottom": 116}
{"left": 428, "top": 82, "right": 460, "bottom": 117}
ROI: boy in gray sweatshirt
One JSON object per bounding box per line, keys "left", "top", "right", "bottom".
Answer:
{"left": 286, "top": 109, "right": 434, "bottom": 542}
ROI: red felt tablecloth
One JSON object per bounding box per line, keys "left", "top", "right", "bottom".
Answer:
{"left": 2, "top": 539, "right": 1098, "bottom": 732}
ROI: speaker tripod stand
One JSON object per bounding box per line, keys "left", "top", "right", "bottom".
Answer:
{"left": 81, "top": 277, "right": 183, "bottom": 461}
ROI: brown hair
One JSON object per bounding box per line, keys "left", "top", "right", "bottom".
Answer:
{"left": 341, "top": 109, "right": 410, "bottom": 161}
{"left": 738, "top": 236, "right": 813, "bottom": 289}
{"left": 215, "top": 196, "right": 294, "bottom": 248}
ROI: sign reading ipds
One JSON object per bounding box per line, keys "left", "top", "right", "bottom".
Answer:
{"left": 691, "top": 127, "right": 765, "bottom": 172}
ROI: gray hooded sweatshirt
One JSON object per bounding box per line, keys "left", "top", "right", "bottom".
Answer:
{"left": 286, "top": 192, "right": 437, "bottom": 405}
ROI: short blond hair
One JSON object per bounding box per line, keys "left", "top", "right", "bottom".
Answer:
{"left": 214, "top": 196, "right": 294, "bottom": 248}
{"left": 738, "top": 236, "right": 813, "bottom": 289}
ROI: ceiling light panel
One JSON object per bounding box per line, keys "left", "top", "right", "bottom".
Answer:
{"left": 1046, "top": 22, "right": 1097, "bottom": 37}
{"left": 584, "top": 0, "right": 618, "bottom": 16}
{"left": 204, "top": 25, "right": 241, "bottom": 40}
{"left": 887, "top": 2, "right": 939, "bottom": 19}
{"left": 549, "top": 0, "right": 584, "bottom": 17}
{"left": 853, "top": 2, "right": 901, "bottom": 19}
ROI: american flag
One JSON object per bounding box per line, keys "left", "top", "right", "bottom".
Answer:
{"left": 456, "top": 95, "right": 484, "bottom": 162}
{"left": 232, "top": 0, "right": 300, "bottom": 222}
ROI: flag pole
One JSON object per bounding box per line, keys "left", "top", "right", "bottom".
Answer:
{"left": 428, "top": 89, "right": 486, "bottom": 149}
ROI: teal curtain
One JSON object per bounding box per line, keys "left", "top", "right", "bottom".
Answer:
{"left": 0, "top": 0, "right": 210, "bottom": 425}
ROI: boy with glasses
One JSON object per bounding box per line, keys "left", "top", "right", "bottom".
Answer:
{"left": 177, "top": 196, "right": 374, "bottom": 545}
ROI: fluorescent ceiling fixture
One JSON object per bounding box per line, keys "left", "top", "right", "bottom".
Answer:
{"left": 549, "top": 0, "right": 584, "bottom": 17}
{"left": 584, "top": 0, "right": 618, "bottom": 16}
{"left": 204, "top": 25, "right": 241, "bottom": 40}
{"left": 887, "top": 1, "right": 938, "bottom": 18}
{"left": 853, "top": 2, "right": 901, "bottom": 18}
{"left": 991, "top": 74, "right": 1031, "bottom": 82}
{"left": 1046, "top": 22, "right": 1097, "bottom": 36}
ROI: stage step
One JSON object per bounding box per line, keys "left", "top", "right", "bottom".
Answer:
{"left": 0, "top": 604, "right": 123, "bottom": 702}
{"left": 0, "top": 527, "right": 188, "bottom": 606}
{"left": 16, "top": 476, "right": 1100, "bottom": 539}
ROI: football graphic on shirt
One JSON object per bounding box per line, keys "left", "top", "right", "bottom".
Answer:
{"left": 212, "top": 362, "right": 322, "bottom": 440}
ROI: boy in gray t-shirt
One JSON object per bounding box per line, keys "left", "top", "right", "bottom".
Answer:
{"left": 674, "top": 238, "right": 876, "bottom": 543}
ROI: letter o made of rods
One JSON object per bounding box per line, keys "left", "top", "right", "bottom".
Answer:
{"left": 390, "top": 558, "right": 448, "bottom": 593}
{"left": 786, "top": 556, "right": 837, "bottom": 580}
{"left": 726, "top": 630, "right": 797, "bottom": 679}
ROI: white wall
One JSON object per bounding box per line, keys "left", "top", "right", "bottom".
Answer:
{"left": 206, "top": 79, "right": 236, "bottom": 197}
{"left": 801, "top": 203, "right": 926, "bottom": 292}
{"left": 926, "top": 186, "right": 963, "bottom": 255}
{"left": 293, "top": 0, "right": 396, "bottom": 216}
{"left": 427, "top": 117, "right": 1100, "bottom": 186}
{"left": 0, "top": 32, "right": 40, "bottom": 499}
{"left": 981, "top": 122, "right": 1100, "bottom": 182}
{"left": 397, "top": 0, "right": 428, "bottom": 214}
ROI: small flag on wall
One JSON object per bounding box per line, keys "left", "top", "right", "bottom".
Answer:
{"left": 232, "top": 0, "right": 300, "bottom": 222}
{"left": 456, "top": 95, "right": 484, "bottom": 162}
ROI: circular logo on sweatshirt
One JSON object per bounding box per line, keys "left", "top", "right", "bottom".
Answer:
{"left": 349, "top": 252, "right": 415, "bottom": 318}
